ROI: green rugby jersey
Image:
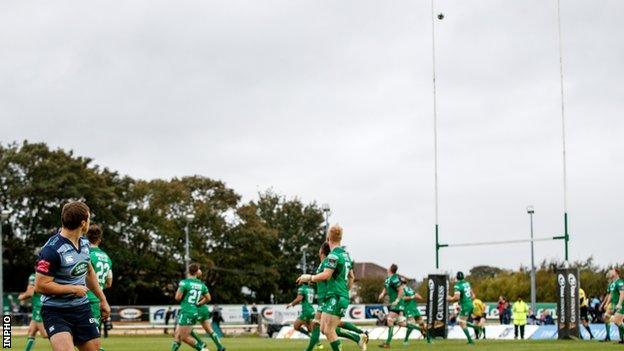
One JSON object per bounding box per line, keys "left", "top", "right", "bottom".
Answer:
{"left": 384, "top": 273, "right": 402, "bottom": 303}
{"left": 402, "top": 286, "right": 417, "bottom": 311}
{"left": 316, "top": 258, "right": 330, "bottom": 300}
{"left": 178, "top": 278, "right": 209, "bottom": 314}
{"left": 453, "top": 279, "right": 473, "bottom": 309}
{"left": 87, "top": 246, "right": 113, "bottom": 303}
{"left": 28, "top": 273, "right": 42, "bottom": 308}
{"left": 298, "top": 284, "right": 315, "bottom": 315}
{"left": 324, "top": 246, "right": 352, "bottom": 299}
{"left": 610, "top": 278, "right": 624, "bottom": 306}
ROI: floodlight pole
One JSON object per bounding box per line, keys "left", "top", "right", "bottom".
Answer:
{"left": 322, "top": 204, "right": 331, "bottom": 238}
{"left": 184, "top": 213, "right": 195, "bottom": 273}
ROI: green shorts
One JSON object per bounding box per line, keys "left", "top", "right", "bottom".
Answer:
{"left": 90, "top": 300, "right": 101, "bottom": 321}
{"left": 177, "top": 311, "right": 199, "bottom": 326}
{"left": 404, "top": 307, "right": 421, "bottom": 319}
{"left": 320, "top": 295, "right": 349, "bottom": 318}
{"left": 459, "top": 305, "right": 473, "bottom": 318}
{"left": 298, "top": 310, "right": 315, "bottom": 322}
{"left": 317, "top": 297, "right": 326, "bottom": 313}
{"left": 32, "top": 305, "right": 43, "bottom": 323}
{"left": 197, "top": 305, "right": 211, "bottom": 322}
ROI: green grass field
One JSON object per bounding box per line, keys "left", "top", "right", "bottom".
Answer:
{"left": 7, "top": 335, "right": 620, "bottom": 351}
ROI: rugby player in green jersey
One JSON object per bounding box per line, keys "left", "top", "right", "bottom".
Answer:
{"left": 18, "top": 273, "right": 48, "bottom": 351}
{"left": 298, "top": 225, "right": 367, "bottom": 351}
{"left": 605, "top": 269, "right": 624, "bottom": 344}
{"left": 171, "top": 263, "right": 210, "bottom": 351}
{"left": 287, "top": 282, "right": 316, "bottom": 337}
{"left": 86, "top": 225, "right": 113, "bottom": 351}
{"left": 600, "top": 270, "right": 616, "bottom": 342}
{"left": 447, "top": 271, "right": 478, "bottom": 344}
{"left": 400, "top": 280, "right": 430, "bottom": 346}
{"left": 377, "top": 264, "right": 405, "bottom": 348}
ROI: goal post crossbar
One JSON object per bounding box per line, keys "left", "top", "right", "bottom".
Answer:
{"left": 437, "top": 235, "right": 565, "bottom": 249}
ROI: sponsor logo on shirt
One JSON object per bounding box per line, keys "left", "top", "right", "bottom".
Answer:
{"left": 37, "top": 260, "right": 51, "bottom": 274}
{"left": 70, "top": 262, "right": 89, "bottom": 277}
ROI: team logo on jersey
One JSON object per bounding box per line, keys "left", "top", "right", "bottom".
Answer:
{"left": 65, "top": 255, "right": 74, "bottom": 263}
{"left": 70, "top": 262, "right": 89, "bottom": 276}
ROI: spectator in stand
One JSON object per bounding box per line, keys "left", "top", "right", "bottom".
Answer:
{"left": 250, "top": 303, "right": 259, "bottom": 324}
{"left": 502, "top": 301, "right": 512, "bottom": 325}
{"left": 512, "top": 296, "right": 529, "bottom": 339}
{"left": 497, "top": 296, "right": 507, "bottom": 324}
{"left": 527, "top": 309, "right": 537, "bottom": 325}
{"left": 540, "top": 310, "right": 554, "bottom": 325}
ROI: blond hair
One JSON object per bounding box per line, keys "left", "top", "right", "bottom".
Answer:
{"left": 328, "top": 224, "right": 343, "bottom": 244}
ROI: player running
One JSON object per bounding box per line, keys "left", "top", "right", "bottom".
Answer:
{"left": 18, "top": 273, "right": 48, "bottom": 351}
{"left": 286, "top": 282, "right": 315, "bottom": 337}
{"left": 297, "top": 225, "right": 367, "bottom": 351}
{"left": 471, "top": 295, "right": 486, "bottom": 339}
{"left": 34, "top": 201, "right": 111, "bottom": 351}
{"left": 377, "top": 264, "right": 405, "bottom": 348}
{"left": 171, "top": 263, "right": 210, "bottom": 351}
{"left": 447, "top": 271, "right": 479, "bottom": 344}
{"left": 401, "top": 281, "right": 430, "bottom": 346}
{"left": 86, "top": 224, "right": 113, "bottom": 351}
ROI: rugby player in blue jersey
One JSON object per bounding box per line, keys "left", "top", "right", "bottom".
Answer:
{"left": 34, "top": 201, "right": 111, "bottom": 351}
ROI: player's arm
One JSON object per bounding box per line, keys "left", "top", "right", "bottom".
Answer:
{"left": 105, "top": 270, "right": 113, "bottom": 289}
{"left": 298, "top": 267, "right": 333, "bottom": 283}
{"left": 86, "top": 262, "right": 111, "bottom": 319}
{"left": 391, "top": 282, "right": 405, "bottom": 306}
{"left": 287, "top": 294, "right": 304, "bottom": 308}
{"left": 174, "top": 287, "right": 184, "bottom": 302}
{"left": 378, "top": 287, "right": 387, "bottom": 301}
{"left": 18, "top": 284, "right": 35, "bottom": 301}
{"left": 414, "top": 293, "right": 424, "bottom": 301}
{"left": 447, "top": 291, "right": 460, "bottom": 302}
{"left": 198, "top": 293, "right": 211, "bottom": 306}
{"left": 348, "top": 269, "right": 355, "bottom": 290}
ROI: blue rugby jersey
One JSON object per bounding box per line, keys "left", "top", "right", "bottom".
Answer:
{"left": 36, "top": 233, "right": 91, "bottom": 307}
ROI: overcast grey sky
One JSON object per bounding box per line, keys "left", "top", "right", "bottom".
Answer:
{"left": 1, "top": 0, "right": 622, "bottom": 279}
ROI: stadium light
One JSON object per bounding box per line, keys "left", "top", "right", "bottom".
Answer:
{"left": 321, "top": 204, "right": 331, "bottom": 237}
{"left": 184, "top": 213, "right": 195, "bottom": 274}
{"left": 527, "top": 205, "right": 536, "bottom": 313}
{"left": 0, "top": 208, "right": 11, "bottom": 316}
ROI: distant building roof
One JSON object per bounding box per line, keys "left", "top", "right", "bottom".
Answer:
{"left": 353, "top": 262, "right": 412, "bottom": 281}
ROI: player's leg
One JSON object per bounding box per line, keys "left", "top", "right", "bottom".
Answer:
{"left": 76, "top": 338, "right": 101, "bottom": 351}
{"left": 305, "top": 311, "right": 322, "bottom": 351}
{"left": 72, "top": 303, "right": 102, "bottom": 351}
{"left": 37, "top": 322, "right": 49, "bottom": 338}
{"left": 613, "top": 312, "right": 624, "bottom": 344}
{"left": 321, "top": 296, "right": 358, "bottom": 351}
{"left": 294, "top": 318, "right": 310, "bottom": 336}
{"left": 24, "top": 320, "right": 38, "bottom": 351}
{"left": 201, "top": 319, "right": 225, "bottom": 351}
{"left": 338, "top": 319, "right": 368, "bottom": 346}
{"left": 457, "top": 315, "right": 474, "bottom": 344}
{"left": 321, "top": 313, "right": 343, "bottom": 351}
{"left": 603, "top": 309, "right": 613, "bottom": 341}
{"left": 381, "top": 311, "right": 398, "bottom": 347}
{"left": 89, "top": 300, "right": 105, "bottom": 351}
{"left": 479, "top": 316, "right": 486, "bottom": 339}
{"left": 48, "top": 332, "right": 76, "bottom": 351}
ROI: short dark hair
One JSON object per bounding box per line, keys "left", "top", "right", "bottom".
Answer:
{"left": 390, "top": 264, "right": 398, "bottom": 274}
{"left": 86, "top": 224, "right": 103, "bottom": 244}
{"left": 188, "top": 263, "right": 201, "bottom": 275}
{"left": 320, "top": 242, "right": 331, "bottom": 257}
{"left": 61, "top": 201, "right": 90, "bottom": 230}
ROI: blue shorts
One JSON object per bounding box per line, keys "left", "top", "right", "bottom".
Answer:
{"left": 42, "top": 303, "right": 100, "bottom": 345}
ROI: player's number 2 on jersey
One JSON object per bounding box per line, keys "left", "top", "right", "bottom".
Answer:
{"left": 95, "top": 261, "right": 110, "bottom": 283}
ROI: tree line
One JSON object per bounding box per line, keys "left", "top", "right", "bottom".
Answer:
{"left": 1, "top": 141, "right": 326, "bottom": 305}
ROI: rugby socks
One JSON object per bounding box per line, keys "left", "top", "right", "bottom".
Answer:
{"left": 335, "top": 327, "right": 360, "bottom": 343}
{"left": 462, "top": 327, "right": 473, "bottom": 343}
{"left": 341, "top": 322, "right": 364, "bottom": 334}
{"left": 208, "top": 331, "right": 225, "bottom": 350}
{"left": 329, "top": 339, "right": 342, "bottom": 351}
{"left": 619, "top": 324, "right": 624, "bottom": 343}
{"left": 404, "top": 326, "right": 414, "bottom": 342}
{"left": 193, "top": 341, "right": 204, "bottom": 351}
{"left": 584, "top": 324, "right": 594, "bottom": 339}
{"left": 305, "top": 325, "right": 320, "bottom": 351}
{"left": 299, "top": 327, "right": 310, "bottom": 336}
{"left": 605, "top": 322, "right": 611, "bottom": 340}
{"left": 385, "top": 326, "right": 394, "bottom": 345}
{"left": 190, "top": 331, "right": 203, "bottom": 345}
{"left": 171, "top": 341, "right": 181, "bottom": 351}
{"left": 24, "top": 337, "right": 35, "bottom": 351}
